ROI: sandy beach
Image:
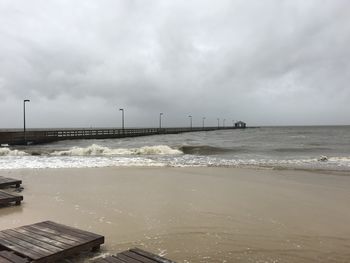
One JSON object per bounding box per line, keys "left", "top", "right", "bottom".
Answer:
{"left": 1, "top": 167, "right": 350, "bottom": 262}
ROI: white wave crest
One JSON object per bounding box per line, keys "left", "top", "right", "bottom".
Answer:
{"left": 0, "top": 156, "right": 166, "bottom": 169}
{"left": 0, "top": 147, "right": 27, "bottom": 156}
{"left": 50, "top": 144, "right": 183, "bottom": 156}
{"left": 328, "top": 156, "right": 350, "bottom": 162}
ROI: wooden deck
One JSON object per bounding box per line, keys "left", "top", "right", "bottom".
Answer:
{"left": 94, "top": 248, "right": 176, "bottom": 263}
{"left": 0, "top": 221, "right": 104, "bottom": 263}
{"left": 0, "top": 177, "right": 21, "bottom": 189}
{"left": 0, "top": 191, "right": 22, "bottom": 206}
{"left": 0, "top": 250, "right": 29, "bottom": 263}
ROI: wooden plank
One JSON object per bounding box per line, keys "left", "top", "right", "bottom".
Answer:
{"left": 36, "top": 238, "right": 104, "bottom": 263}
{"left": 121, "top": 251, "right": 158, "bottom": 263}
{"left": 0, "top": 221, "right": 104, "bottom": 263}
{"left": 0, "top": 256, "right": 12, "bottom": 263}
{"left": 0, "top": 191, "right": 13, "bottom": 198}
{"left": 21, "top": 226, "right": 79, "bottom": 246}
{"left": 0, "top": 190, "right": 22, "bottom": 206}
{"left": 44, "top": 221, "right": 102, "bottom": 239}
{"left": 0, "top": 232, "right": 44, "bottom": 260}
{"left": 0, "top": 231, "right": 52, "bottom": 257}
{"left": 28, "top": 224, "right": 90, "bottom": 243}
{"left": 39, "top": 221, "right": 95, "bottom": 240}
{"left": 0, "top": 177, "right": 10, "bottom": 182}
{"left": 0, "top": 196, "right": 22, "bottom": 203}
{"left": 0, "top": 192, "right": 21, "bottom": 199}
{"left": 130, "top": 248, "right": 176, "bottom": 263}
{"left": 0, "top": 177, "right": 13, "bottom": 183}
{"left": 0, "top": 176, "right": 21, "bottom": 188}
{"left": 115, "top": 253, "right": 141, "bottom": 263}
{"left": 0, "top": 251, "right": 28, "bottom": 263}
{"left": 0, "top": 199, "right": 21, "bottom": 205}
{"left": 0, "top": 192, "right": 7, "bottom": 198}
{"left": 3, "top": 230, "right": 63, "bottom": 253}
{"left": 14, "top": 227, "right": 72, "bottom": 249}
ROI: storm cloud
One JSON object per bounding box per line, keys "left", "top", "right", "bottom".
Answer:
{"left": 0, "top": 0, "right": 349, "bottom": 128}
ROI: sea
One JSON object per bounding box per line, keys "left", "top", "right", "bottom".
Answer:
{"left": 0, "top": 126, "right": 349, "bottom": 171}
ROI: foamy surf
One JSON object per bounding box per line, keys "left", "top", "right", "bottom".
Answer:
{"left": 50, "top": 144, "right": 183, "bottom": 156}
{"left": 0, "top": 156, "right": 166, "bottom": 169}
{"left": 0, "top": 155, "right": 349, "bottom": 170}
{"left": 0, "top": 147, "right": 28, "bottom": 156}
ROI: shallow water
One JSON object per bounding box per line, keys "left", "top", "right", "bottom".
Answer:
{"left": 1, "top": 167, "right": 350, "bottom": 262}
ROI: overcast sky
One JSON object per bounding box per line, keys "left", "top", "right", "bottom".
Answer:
{"left": 0, "top": 0, "right": 349, "bottom": 128}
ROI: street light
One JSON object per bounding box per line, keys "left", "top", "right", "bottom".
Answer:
{"left": 217, "top": 118, "right": 220, "bottom": 129}
{"left": 159, "top": 113, "right": 163, "bottom": 129}
{"left": 23, "top": 99, "right": 30, "bottom": 144}
{"left": 223, "top": 118, "right": 226, "bottom": 128}
{"left": 202, "top": 117, "right": 206, "bottom": 129}
{"left": 23, "top": 99, "right": 30, "bottom": 132}
{"left": 188, "top": 115, "right": 192, "bottom": 130}
{"left": 119, "top": 108, "right": 124, "bottom": 131}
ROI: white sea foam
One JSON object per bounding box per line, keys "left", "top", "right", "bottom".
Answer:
{"left": 0, "top": 147, "right": 27, "bottom": 156}
{"left": 0, "top": 156, "right": 166, "bottom": 169}
{"left": 0, "top": 155, "right": 349, "bottom": 170}
{"left": 50, "top": 144, "right": 183, "bottom": 156}
{"left": 328, "top": 156, "right": 350, "bottom": 163}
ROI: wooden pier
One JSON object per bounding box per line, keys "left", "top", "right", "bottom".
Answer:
{"left": 0, "top": 221, "right": 104, "bottom": 263}
{"left": 94, "top": 248, "right": 176, "bottom": 263}
{"left": 0, "top": 126, "right": 246, "bottom": 145}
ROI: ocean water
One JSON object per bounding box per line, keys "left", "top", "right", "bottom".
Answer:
{"left": 0, "top": 126, "right": 349, "bottom": 171}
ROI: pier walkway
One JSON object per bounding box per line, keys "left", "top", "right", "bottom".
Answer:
{"left": 0, "top": 126, "right": 245, "bottom": 145}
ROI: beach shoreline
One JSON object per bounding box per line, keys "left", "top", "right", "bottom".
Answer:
{"left": 1, "top": 167, "right": 350, "bottom": 262}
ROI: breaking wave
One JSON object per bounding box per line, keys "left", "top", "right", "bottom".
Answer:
{"left": 327, "top": 156, "right": 350, "bottom": 163}
{"left": 179, "top": 145, "right": 242, "bottom": 155}
{"left": 50, "top": 144, "right": 183, "bottom": 156}
{"left": 0, "top": 147, "right": 27, "bottom": 156}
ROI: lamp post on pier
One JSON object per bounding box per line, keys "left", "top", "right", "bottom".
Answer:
{"left": 217, "top": 118, "right": 220, "bottom": 129}
{"left": 23, "top": 99, "right": 30, "bottom": 144}
{"left": 159, "top": 112, "right": 163, "bottom": 129}
{"left": 223, "top": 119, "right": 226, "bottom": 128}
{"left": 202, "top": 117, "right": 206, "bottom": 129}
{"left": 188, "top": 115, "right": 192, "bottom": 130}
{"left": 119, "top": 108, "right": 124, "bottom": 132}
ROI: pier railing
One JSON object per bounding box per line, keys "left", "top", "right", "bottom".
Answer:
{"left": 0, "top": 126, "right": 244, "bottom": 145}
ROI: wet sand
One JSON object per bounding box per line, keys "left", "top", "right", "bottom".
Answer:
{"left": 0, "top": 167, "right": 350, "bottom": 262}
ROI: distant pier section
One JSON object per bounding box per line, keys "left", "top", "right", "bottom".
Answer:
{"left": 0, "top": 122, "right": 247, "bottom": 145}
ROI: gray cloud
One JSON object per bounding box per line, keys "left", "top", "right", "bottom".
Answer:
{"left": 0, "top": 0, "right": 349, "bottom": 128}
